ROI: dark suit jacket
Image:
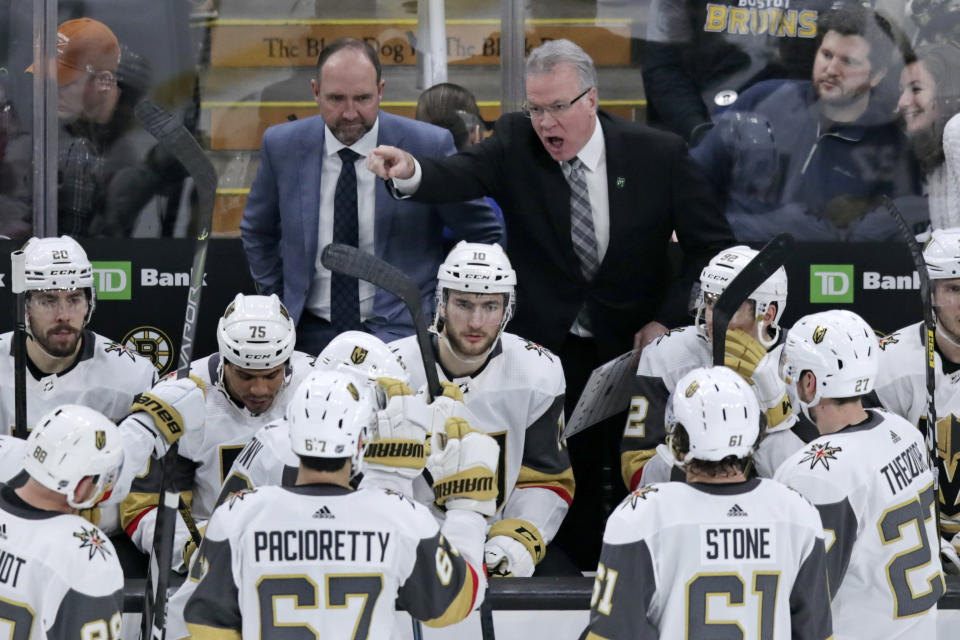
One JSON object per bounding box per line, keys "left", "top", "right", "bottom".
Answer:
{"left": 240, "top": 111, "right": 503, "bottom": 342}
{"left": 411, "top": 110, "right": 734, "bottom": 356}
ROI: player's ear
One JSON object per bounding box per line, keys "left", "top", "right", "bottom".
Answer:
{"left": 73, "top": 476, "right": 95, "bottom": 505}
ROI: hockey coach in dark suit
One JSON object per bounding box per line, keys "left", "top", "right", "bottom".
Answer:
{"left": 366, "top": 38, "right": 734, "bottom": 568}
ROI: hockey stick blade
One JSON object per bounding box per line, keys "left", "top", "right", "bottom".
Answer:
{"left": 321, "top": 243, "right": 443, "bottom": 400}
{"left": 134, "top": 99, "right": 215, "bottom": 374}
{"left": 711, "top": 233, "right": 794, "bottom": 366}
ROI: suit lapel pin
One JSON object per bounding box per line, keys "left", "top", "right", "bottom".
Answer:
{"left": 616, "top": 177, "right": 625, "bottom": 189}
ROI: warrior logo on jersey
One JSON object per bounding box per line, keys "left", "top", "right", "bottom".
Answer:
{"left": 812, "top": 326, "right": 827, "bottom": 344}
{"left": 228, "top": 488, "right": 257, "bottom": 509}
{"left": 878, "top": 333, "right": 900, "bottom": 351}
{"left": 521, "top": 339, "right": 554, "bottom": 361}
{"left": 95, "top": 430, "right": 106, "bottom": 450}
{"left": 74, "top": 526, "right": 111, "bottom": 560}
{"left": 626, "top": 485, "right": 659, "bottom": 509}
{"left": 351, "top": 346, "right": 368, "bottom": 364}
{"left": 799, "top": 442, "right": 842, "bottom": 470}
{"left": 104, "top": 341, "right": 138, "bottom": 362}
{"left": 122, "top": 326, "right": 174, "bottom": 375}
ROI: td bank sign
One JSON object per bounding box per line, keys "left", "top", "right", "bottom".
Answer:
{"left": 92, "top": 261, "right": 132, "bottom": 300}
{"left": 810, "top": 264, "right": 853, "bottom": 303}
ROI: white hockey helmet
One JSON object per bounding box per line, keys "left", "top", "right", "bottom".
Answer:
{"left": 779, "top": 310, "right": 878, "bottom": 414}
{"left": 317, "top": 331, "right": 409, "bottom": 384}
{"left": 924, "top": 227, "right": 960, "bottom": 280}
{"left": 217, "top": 294, "right": 296, "bottom": 370}
{"left": 21, "top": 235, "right": 96, "bottom": 324}
{"left": 287, "top": 370, "right": 376, "bottom": 476}
{"left": 666, "top": 366, "right": 761, "bottom": 464}
{"left": 696, "top": 246, "right": 788, "bottom": 347}
{"left": 433, "top": 241, "right": 517, "bottom": 331}
{"left": 22, "top": 404, "right": 124, "bottom": 510}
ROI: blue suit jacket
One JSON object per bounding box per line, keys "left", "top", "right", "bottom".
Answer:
{"left": 240, "top": 111, "right": 504, "bottom": 341}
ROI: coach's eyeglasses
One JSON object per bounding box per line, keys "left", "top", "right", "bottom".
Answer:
{"left": 522, "top": 87, "right": 592, "bottom": 119}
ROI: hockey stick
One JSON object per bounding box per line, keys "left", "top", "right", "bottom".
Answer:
{"left": 321, "top": 243, "right": 443, "bottom": 401}
{"left": 135, "top": 98, "right": 215, "bottom": 640}
{"left": 320, "top": 244, "right": 439, "bottom": 640}
{"left": 711, "top": 233, "right": 794, "bottom": 366}
{"left": 882, "top": 197, "right": 941, "bottom": 529}
{"left": 10, "top": 249, "right": 27, "bottom": 439}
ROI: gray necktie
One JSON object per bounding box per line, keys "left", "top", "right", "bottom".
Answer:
{"left": 564, "top": 157, "right": 600, "bottom": 281}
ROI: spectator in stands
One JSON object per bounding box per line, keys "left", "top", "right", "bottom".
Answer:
{"left": 240, "top": 38, "right": 503, "bottom": 355}
{"left": 367, "top": 38, "right": 733, "bottom": 569}
{"left": 643, "top": 0, "right": 840, "bottom": 144}
{"left": 0, "top": 68, "right": 31, "bottom": 239}
{"left": 691, "top": 4, "right": 924, "bottom": 241}
{"left": 26, "top": 18, "right": 154, "bottom": 237}
{"left": 416, "top": 82, "right": 485, "bottom": 151}
{"left": 898, "top": 42, "right": 960, "bottom": 230}
{"left": 415, "top": 82, "right": 503, "bottom": 247}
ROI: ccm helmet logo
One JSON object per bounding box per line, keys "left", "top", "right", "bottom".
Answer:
{"left": 49, "top": 269, "right": 80, "bottom": 275}
{"left": 463, "top": 273, "right": 491, "bottom": 280}
{"left": 247, "top": 354, "right": 271, "bottom": 359}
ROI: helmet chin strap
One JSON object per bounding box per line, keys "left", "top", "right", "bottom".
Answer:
{"left": 757, "top": 318, "right": 779, "bottom": 349}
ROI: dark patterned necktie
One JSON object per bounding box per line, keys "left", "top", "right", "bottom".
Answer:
{"left": 330, "top": 147, "right": 362, "bottom": 331}
{"left": 564, "top": 157, "right": 600, "bottom": 280}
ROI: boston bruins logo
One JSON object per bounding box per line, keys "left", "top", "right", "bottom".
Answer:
{"left": 351, "top": 346, "right": 368, "bottom": 365}
{"left": 122, "top": 326, "right": 174, "bottom": 375}
{"left": 812, "top": 326, "right": 827, "bottom": 344}
{"left": 95, "top": 430, "right": 106, "bottom": 450}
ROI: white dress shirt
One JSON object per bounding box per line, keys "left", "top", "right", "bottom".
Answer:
{"left": 306, "top": 119, "right": 379, "bottom": 321}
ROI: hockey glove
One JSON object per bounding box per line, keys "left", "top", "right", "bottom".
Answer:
{"left": 725, "top": 331, "right": 794, "bottom": 428}
{"left": 365, "top": 377, "right": 429, "bottom": 478}
{"left": 428, "top": 417, "right": 499, "bottom": 516}
{"left": 485, "top": 519, "right": 545, "bottom": 577}
{"left": 130, "top": 375, "right": 207, "bottom": 453}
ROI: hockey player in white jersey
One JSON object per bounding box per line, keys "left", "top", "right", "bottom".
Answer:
{"left": 0, "top": 235, "right": 157, "bottom": 435}
{"left": 183, "top": 370, "right": 498, "bottom": 638}
{"left": 620, "top": 245, "right": 799, "bottom": 489}
{"left": 581, "top": 366, "right": 832, "bottom": 639}
{"left": 390, "top": 242, "right": 574, "bottom": 577}
{"left": 874, "top": 227, "right": 960, "bottom": 565}
{"left": 775, "top": 309, "right": 944, "bottom": 638}
{"left": 217, "top": 330, "right": 414, "bottom": 500}
{"left": 121, "top": 293, "right": 313, "bottom": 563}
{"left": 0, "top": 404, "right": 125, "bottom": 640}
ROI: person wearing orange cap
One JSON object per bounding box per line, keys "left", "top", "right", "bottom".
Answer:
{"left": 28, "top": 17, "right": 122, "bottom": 124}
{"left": 26, "top": 18, "right": 158, "bottom": 236}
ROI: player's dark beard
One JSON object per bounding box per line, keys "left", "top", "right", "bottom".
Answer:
{"left": 34, "top": 324, "right": 82, "bottom": 358}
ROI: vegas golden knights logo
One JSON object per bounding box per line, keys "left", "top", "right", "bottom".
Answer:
{"left": 95, "top": 430, "right": 106, "bottom": 450}
{"left": 813, "top": 326, "right": 827, "bottom": 344}
{"left": 350, "top": 346, "right": 368, "bottom": 365}
{"left": 685, "top": 380, "right": 700, "bottom": 398}
{"left": 347, "top": 382, "right": 360, "bottom": 401}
